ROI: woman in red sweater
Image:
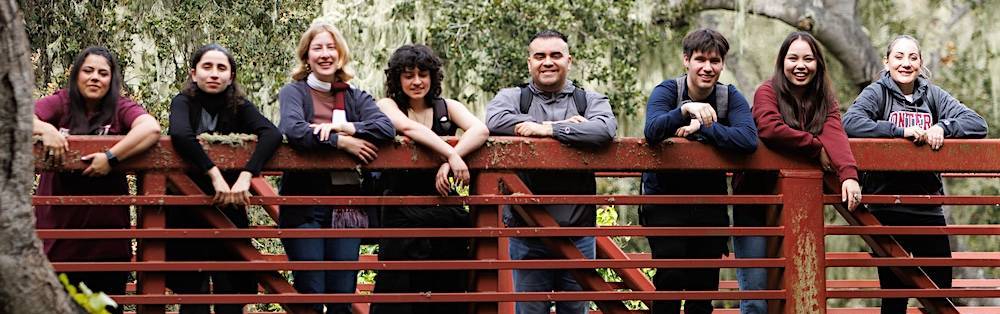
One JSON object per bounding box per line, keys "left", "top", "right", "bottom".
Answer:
{"left": 731, "top": 32, "right": 861, "bottom": 314}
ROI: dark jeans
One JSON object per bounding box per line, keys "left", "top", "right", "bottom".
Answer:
{"left": 872, "top": 211, "right": 952, "bottom": 314}
{"left": 647, "top": 236, "right": 724, "bottom": 314}
{"left": 643, "top": 205, "right": 728, "bottom": 314}
{"left": 63, "top": 271, "right": 128, "bottom": 314}
{"left": 509, "top": 236, "right": 596, "bottom": 314}
{"left": 282, "top": 206, "right": 362, "bottom": 314}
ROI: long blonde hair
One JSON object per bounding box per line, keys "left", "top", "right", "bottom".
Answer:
{"left": 291, "top": 19, "right": 354, "bottom": 82}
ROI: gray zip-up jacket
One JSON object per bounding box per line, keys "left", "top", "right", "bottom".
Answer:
{"left": 486, "top": 81, "right": 617, "bottom": 227}
{"left": 843, "top": 73, "right": 987, "bottom": 215}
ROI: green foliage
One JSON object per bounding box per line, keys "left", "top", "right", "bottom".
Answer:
{"left": 423, "top": 0, "right": 662, "bottom": 120}
{"left": 59, "top": 273, "right": 117, "bottom": 314}
{"left": 20, "top": 0, "right": 319, "bottom": 126}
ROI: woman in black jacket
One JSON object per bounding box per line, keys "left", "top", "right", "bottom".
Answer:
{"left": 167, "top": 43, "right": 281, "bottom": 314}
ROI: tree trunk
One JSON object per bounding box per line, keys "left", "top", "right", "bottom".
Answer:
{"left": 0, "top": 1, "right": 79, "bottom": 313}
{"left": 656, "top": 0, "right": 882, "bottom": 91}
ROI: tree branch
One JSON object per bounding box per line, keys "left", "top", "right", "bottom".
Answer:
{"left": 657, "top": 0, "right": 882, "bottom": 91}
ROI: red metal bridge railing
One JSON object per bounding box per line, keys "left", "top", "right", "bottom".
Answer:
{"left": 32, "top": 136, "right": 1000, "bottom": 314}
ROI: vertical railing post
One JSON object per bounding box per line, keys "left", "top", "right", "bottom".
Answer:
{"left": 471, "top": 172, "right": 510, "bottom": 314}
{"left": 137, "top": 172, "right": 167, "bottom": 314}
{"left": 777, "top": 170, "right": 826, "bottom": 314}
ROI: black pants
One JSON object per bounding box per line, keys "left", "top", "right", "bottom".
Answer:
{"left": 164, "top": 171, "right": 258, "bottom": 314}
{"left": 165, "top": 204, "right": 257, "bottom": 314}
{"left": 642, "top": 205, "right": 728, "bottom": 314}
{"left": 370, "top": 206, "right": 471, "bottom": 314}
{"left": 63, "top": 271, "right": 128, "bottom": 314}
{"left": 872, "top": 210, "right": 952, "bottom": 314}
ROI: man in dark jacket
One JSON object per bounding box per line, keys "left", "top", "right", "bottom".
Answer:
{"left": 641, "top": 28, "right": 757, "bottom": 314}
{"left": 486, "top": 29, "right": 617, "bottom": 314}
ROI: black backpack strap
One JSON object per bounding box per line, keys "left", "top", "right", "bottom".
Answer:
{"left": 916, "top": 84, "right": 938, "bottom": 124}
{"left": 518, "top": 84, "right": 533, "bottom": 114}
{"left": 521, "top": 83, "right": 587, "bottom": 116}
{"left": 675, "top": 75, "right": 729, "bottom": 119}
{"left": 432, "top": 98, "right": 456, "bottom": 136}
{"left": 572, "top": 86, "right": 588, "bottom": 116}
{"left": 674, "top": 76, "right": 687, "bottom": 109}
{"left": 880, "top": 86, "right": 892, "bottom": 121}
{"left": 715, "top": 83, "right": 729, "bottom": 120}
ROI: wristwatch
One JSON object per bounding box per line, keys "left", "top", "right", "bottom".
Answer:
{"left": 104, "top": 150, "right": 120, "bottom": 167}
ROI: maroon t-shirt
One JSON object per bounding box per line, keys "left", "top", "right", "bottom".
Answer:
{"left": 34, "top": 89, "right": 148, "bottom": 261}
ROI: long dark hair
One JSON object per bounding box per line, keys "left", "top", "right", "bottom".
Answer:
{"left": 771, "top": 32, "right": 835, "bottom": 135}
{"left": 66, "top": 46, "right": 122, "bottom": 135}
{"left": 182, "top": 43, "right": 246, "bottom": 112}
{"left": 384, "top": 44, "right": 444, "bottom": 112}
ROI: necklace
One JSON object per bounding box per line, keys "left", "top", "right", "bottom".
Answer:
{"left": 408, "top": 107, "right": 433, "bottom": 128}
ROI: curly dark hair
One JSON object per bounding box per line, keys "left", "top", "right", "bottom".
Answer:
{"left": 182, "top": 43, "right": 246, "bottom": 112}
{"left": 384, "top": 44, "right": 444, "bottom": 111}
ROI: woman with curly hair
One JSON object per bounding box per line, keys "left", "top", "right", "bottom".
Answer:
{"left": 369, "top": 44, "right": 488, "bottom": 314}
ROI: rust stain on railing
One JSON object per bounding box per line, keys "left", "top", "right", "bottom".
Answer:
{"left": 791, "top": 208, "right": 821, "bottom": 314}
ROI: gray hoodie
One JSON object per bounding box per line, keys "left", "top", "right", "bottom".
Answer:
{"left": 843, "top": 73, "right": 987, "bottom": 215}
{"left": 486, "top": 81, "right": 617, "bottom": 227}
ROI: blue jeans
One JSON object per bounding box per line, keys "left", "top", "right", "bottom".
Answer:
{"left": 283, "top": 218, "right": 361, "bottom": 314}
{"left": 734, "top": 236, "right": 767, "bottom": 314}
{"left": 510, "top": 236, "right": 596, "bottom": 314}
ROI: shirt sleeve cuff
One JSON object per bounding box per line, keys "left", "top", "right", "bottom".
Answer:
{"left": 840, "top": 166, "right": 859, "bottom": 183}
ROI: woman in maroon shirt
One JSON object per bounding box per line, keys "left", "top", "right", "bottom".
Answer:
{"left": 33, "top": 46, "right": 161, "bottom": 314}
{"left": 731, "top": 32, "right": 862, "bottom": 314}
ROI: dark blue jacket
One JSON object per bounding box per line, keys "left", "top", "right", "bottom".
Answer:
{"left": 641, "top": 78, "right": 757, "bottom": 226}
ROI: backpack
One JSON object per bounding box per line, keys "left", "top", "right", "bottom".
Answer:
{"left": 518, "top": 83, "right": 588, "bottom": 116}
{"left": 674, "top": 75, "right": 729, "bottom": 120}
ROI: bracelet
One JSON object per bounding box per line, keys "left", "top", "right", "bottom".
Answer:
{"left": 104, "top": 150, "right": 120, "bottom": 167}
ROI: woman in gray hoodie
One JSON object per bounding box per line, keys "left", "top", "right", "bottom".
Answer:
{"left": 842, "top": 35, "right": 987, "bottom": 314}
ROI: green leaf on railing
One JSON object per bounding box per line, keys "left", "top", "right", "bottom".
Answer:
{"left": 59, "top": 273, "right": 118, "bottom": 314}
{"left": 597, "top": 205, "right": 618, "bottom": 226}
